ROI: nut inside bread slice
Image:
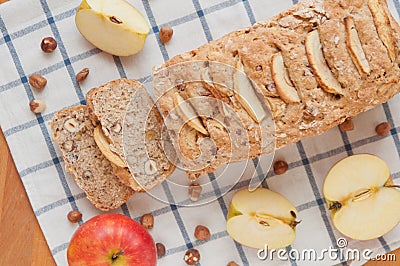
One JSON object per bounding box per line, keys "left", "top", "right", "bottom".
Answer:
{"left": 86, "top": 78, "right": 176, "bottom": 191}
{"left": 51, "top": 105, "right": 134, "bottom": 211}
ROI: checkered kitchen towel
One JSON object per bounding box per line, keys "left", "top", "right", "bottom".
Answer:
{"left": 1, "top": 0, "right": 400, "bottom": 265}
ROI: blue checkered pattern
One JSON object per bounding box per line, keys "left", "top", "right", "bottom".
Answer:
{"left": 1, "top": 0, "right": 400, "bottom": 265}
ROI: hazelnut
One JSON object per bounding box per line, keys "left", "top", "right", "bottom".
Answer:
{"left": 64, "top": 118, "right": 80, "bottom": 133}
{"left": 273, "top": 160, "right": 288, "bottom": 175}
{"left": 375, "top": 122, "right": 391, "bottom": 136}
{"left": 67, "top": 210, "right": 82, "bottom": 223}
{"left": 144, "top": 160, "right": 157, "bottom": 175}
{"left": 339, "top": 119, "right": 354, "bottom": 132}
{"left": 62, "top": 140, "right": 75, "bottom": 152}
{"left": 76, "top": 68, "right": 89, "bottom": 82}
{"left": 112, "top": 123, "right": 122, "bottom": 133}
{"left": 194, "top": 225, "right": 210, "bottom": 240}
{"left": 156, "top": 243, "right": 166, "bottom": 258}
{"left": 140, "top": 213, "right": 154, "bottom": 229}
{"left": 29, "top": 74, "right": 47, "bottom": 90}
{"left": 29, "top": 99, "right": 46, "bottom": 114}
{"left": 188, "top": 183, "right": 202, "bottom": 202}
{"left": 184, "top": 249, "right": 200, "bottom": 265}
{"left": 227, "top": 262, "right": 239, "bottom": 266}
{"left": 41, "top": 37, "right": 57, "bottom": 53}
{"left": 82, "top": 170, "right": 91, "bottom": 179}
{"left": 159, "top": 27, "right": 173, "bottom": 44}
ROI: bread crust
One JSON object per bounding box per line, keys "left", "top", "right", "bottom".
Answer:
{"left": 86, "top": 79, "right": 176, "bottom": 191}
{"left": 153, "top": 0, "right": 400, "bottom": 179}
{"left": 50, "top": 105, "right": 134, "bottom": 210}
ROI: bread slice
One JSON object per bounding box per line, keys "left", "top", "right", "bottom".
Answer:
{"left": 51, "top": 105, "right": 134, "bottom": 211}
{"left": 153, "top": 0, "right": 400, "bottom": 179}
{"left": 86, "top": 79, "right": 176, "bottom": 191}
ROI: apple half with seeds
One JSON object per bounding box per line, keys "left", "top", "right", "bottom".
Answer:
{"left": 226, "top": 188, "right": 300, "bottom": 249}
{"left": 75, "top": 0, "right": 150, "bottom": 56}
{"left": 323, "top": 154, "right": 400, "bottom": 240}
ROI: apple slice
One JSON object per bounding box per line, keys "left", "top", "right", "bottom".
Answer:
{"left": 227, "top": 188, "right": 299, "bottom": 249}
{"left": 368, "top": 0, "right": 396, "bottom": 62}
{"left": 323, "top": 154, "right": 400, "bottom": 240}
{"left": 94, "top": 126, "right": 127, "bottom": 168}
{"left": 233, "top": 60, "right": 267, "bottom": 123}
{"left": 344, "top": 16, "right": 371, "bottom": 75}
{"left": 75, "top": 0, "right": 150, "bottom": 56}
{"left": 270, "top": 52, "right": 301, "bottom": 104}
{"left": 306, "top": 30, "right": 344, "bottom": 95}
{"left": 173, "top": 92, "right": 209, "bottom": 136}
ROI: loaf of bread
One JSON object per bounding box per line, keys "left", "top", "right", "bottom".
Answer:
{"left": 50, "top": 106, "right": 134, "bottom": 210}
{"left": 86, "top": 79, "right": 176, "bottom": 191}
{"left": 153, "top": 0, "right": 400, "bottom": 179}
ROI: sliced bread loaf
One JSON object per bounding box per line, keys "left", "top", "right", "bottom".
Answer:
{"left": 153, "top": 0, "right": 400, "bottom": 179}
{"left": 51, "top": 105, "right": 134, "bottom": 211}
{"left": 86, "top": 79, "right": 176, "bottom": 191}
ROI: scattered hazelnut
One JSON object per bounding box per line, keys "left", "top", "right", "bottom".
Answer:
{"left": 62, "top": 140, "right": 75, "bottom": 152}
{"left": 184, "top": 248, "right": 200, "bottom": 265}
{"left": 140, "top": 213, "right": 154, "bottom": 229}
{"left": 156, "top": 243, "right": 166, "bottom": 258}
{"left": 188, "top": 183, "right": 202, "bottom": 202}
{"left": 339, "top": 119, "right": 354, "bottom": 132}
{"left": 41, "top": 37, "right": 57, "bottom": 53}
{"left": 64, "top": 118, "right": 80, "bottom": 133}
{"left": 273, "top": 160, "right": 288, "bottom": 175}
{"left": 227, "top": 261, "right": 239, "bottom": 266}
{"left": 159, "top": 27, "right": 173, "bottom": 44}
{"left": 29, "top": 74, "right": 47, "bottom": 90}
{"left": 29, "top": 99, "right": 46, "bottom": 114}
{"left": 194, "top": 225, "right": 210, "bottom": 241}
{"left": 144, "top": 160, "right": 157, "bottom": 175}
{"left": 375, "top": 122, "right": 391, "bottom": 136}
{"left": 67, "top": 210, "right": 82, "bottom": 223}
{"left": 76, "top": 68, "right": 89, "bottom": 82}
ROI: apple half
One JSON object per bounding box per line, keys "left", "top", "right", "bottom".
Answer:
{"left": 323, "top": 154, "right": 400, "bottom": 240}
{"left": 227, "top": 188, "right": 299, "bottom": 249}
{"left": 75, "top": 0, "right": 150, "bottom": 56}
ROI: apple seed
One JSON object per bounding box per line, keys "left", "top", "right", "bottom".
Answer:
{"left": 290, "top": 210, "right": 297, "bottom": 218}
{"left": 184, "top": 249, "right": 200, "bottom": 265}
{"left": 194, "top": 225, "right": 210, "bottom": 240}
{"left": 289, "top": 220, "right": 302, "bottom": 228}
{"left": 329, "top": 201, "right": 342, "bottom": 211}
{"left": 156, "top": 243, "right": 166, "bottom": 258}
{"left": 227, "top": 261, "right": 239, "bottom": 266}
{"left": 140, "top": 213, "right": 154, "bottom": 229}
{"left": 109, "top": 16, "right": 122, "bottom": 24}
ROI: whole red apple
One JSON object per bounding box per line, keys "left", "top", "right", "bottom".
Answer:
{"left": 67, "top": 213, "right": 157, "bottom": 266}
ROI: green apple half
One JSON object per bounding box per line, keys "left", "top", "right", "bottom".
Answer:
{"left": 227, "top": 188, "right": 299, "bottom": 249}
{"left": 75, "top": 0, "right": 150, "bottom": 56}
{"left": 323, "top": 154, "right": 400, "bottom": 240}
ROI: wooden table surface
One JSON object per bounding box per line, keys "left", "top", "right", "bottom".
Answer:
{"left": 0, "top": 0, "right": 399, "bottom": 265}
